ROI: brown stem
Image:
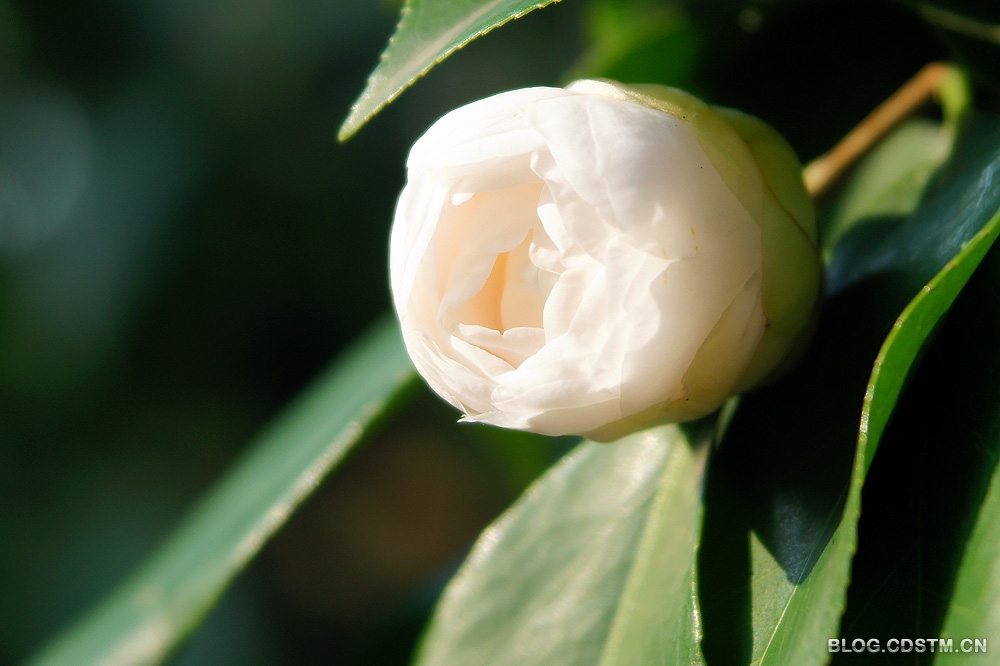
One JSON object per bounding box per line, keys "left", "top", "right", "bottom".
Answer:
{"left": 803, "top": 62, "right": 950, "bottom": 198}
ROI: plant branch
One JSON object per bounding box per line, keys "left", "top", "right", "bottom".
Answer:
{"left": 803, "top": 62, "right": 950, "bottom": 198}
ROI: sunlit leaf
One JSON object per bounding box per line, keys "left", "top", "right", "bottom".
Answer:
{"left": 413, "top": 420, "right": 715, "bottom": 666}
{"left": 27, "top": 317, "right": 415, "bottom": 666}
{"left": 339, "top": 0, "right": 561, "bottom": 140}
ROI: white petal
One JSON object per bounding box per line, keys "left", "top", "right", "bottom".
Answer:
{"left": 388, "top": 81, "right": 794, "bottom": 438}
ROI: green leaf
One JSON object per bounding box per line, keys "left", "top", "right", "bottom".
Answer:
{"left": 699, "top": 113, "right": 1000, "bottom": 665}
{"left": 27, "top": 317, "right": 415, "bottom": 666}
{"left": 339, "top": 0, "right": 561, "bottom": 140}
{"left": 939, "top": 456, "right": 1000, "bottom": 663}
{"left": 820, "top": 119, "right": 953, "bottom": 258}
{"left": 568, "top": 0, "right": 699, "bottom": 88}
{"left": 835, "top": 215, "right": 1000, "bottom": 664}
{"left": 413, "top": 420, "right": 716, "bottom": 666}
{"left": 935, "top": 265, "right": 1000, "bottom": 661}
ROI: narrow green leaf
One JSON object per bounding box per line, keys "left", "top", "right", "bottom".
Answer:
{"left": 938, "top": 452, "right": 1000, "bottom": 664}
{"left": 857, "top": 215, "right": 1000, "bottom": 477}
{"left": 27, "top": 317, "right": 415, "bottom": 666}
{"left": 413, "top": 421, "right": 715, "bottom": 666}
{"left": 937, "top": 335, "right": 1000, "bottom": 665}
{"left": 837, "top": 217, "right": 1000, "bottom": 664}
{"left": 699, "top": 113, "right": 1000, "bottom": 666}
{"left": 339, "top": 0, "right": 561, "bottom": 140}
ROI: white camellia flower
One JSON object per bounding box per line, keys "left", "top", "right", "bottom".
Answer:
{"left": 390, "top": 79, "right": 820, "bottom": 440}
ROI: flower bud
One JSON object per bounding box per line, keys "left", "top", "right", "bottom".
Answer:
{"left": 390, "top": 79, "right": 820, "bottom": 440}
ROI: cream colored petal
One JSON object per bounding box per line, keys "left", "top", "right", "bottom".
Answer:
{"left": 436, "top": 183, "right": 543, "bottom": 315}
{"left": 454, "top": 324, "right": 546, "bottom": 369}
{"left": 407, "top": 87, "right": 572, "bottom": 169}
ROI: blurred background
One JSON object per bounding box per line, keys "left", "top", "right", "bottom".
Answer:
{"left": 0, "top": 0, "right": 959, "bottom": 663}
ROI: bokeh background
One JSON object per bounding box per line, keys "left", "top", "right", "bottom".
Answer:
{"left": 0, "top": 0, "right": 959, "bottom": 664}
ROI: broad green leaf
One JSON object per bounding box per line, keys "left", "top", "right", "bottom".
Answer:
{"left": 413, "top": 420, "right": 715, "bottom": 666}
{"left": 699, "top": 113, "right": 1000, "bottom": 666}
{"left": 595, "top": 419, "right": 717, "bottom": 666}
{"left": 339, "top": 0, "right": 560, "bottom": 140}
{"left": 27, "top": 317, "right": 415, "bottom": 666}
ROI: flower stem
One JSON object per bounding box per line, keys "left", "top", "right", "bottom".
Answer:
{"left": 803, "top": 62, "right": 951, "bottom": 198}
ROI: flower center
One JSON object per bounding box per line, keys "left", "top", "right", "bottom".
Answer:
{"left": 452, "top": 229, "right": 547, "bottom": 334}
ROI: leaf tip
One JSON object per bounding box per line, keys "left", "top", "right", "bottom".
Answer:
{"left": 337, "top": 106, "right": 365, "bottom": 143}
